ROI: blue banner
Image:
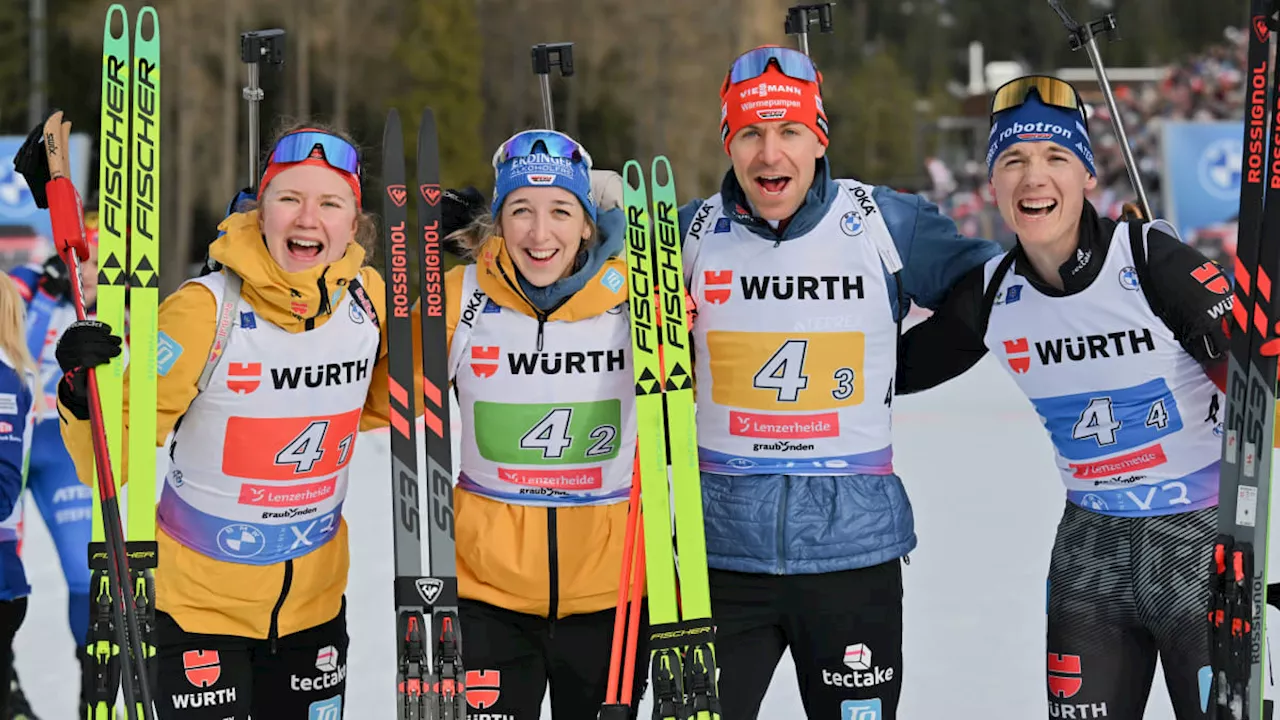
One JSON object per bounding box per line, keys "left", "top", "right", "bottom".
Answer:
{"left": 1160, "top": 121, "right": 1242, "bottom": 242}
{"left": 0, "top": 134, "right": 92, "bottom": 269}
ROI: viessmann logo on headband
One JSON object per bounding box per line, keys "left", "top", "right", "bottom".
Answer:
{"left": 739, "top": 83, "right": 803, "bottom": 99}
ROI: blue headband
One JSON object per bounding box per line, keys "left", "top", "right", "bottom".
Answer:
{"left": 986, "top": 94, "right": 1095, "bottom": 178}
{"left": 491, "top": 151, "right": 597, "bottom": 223}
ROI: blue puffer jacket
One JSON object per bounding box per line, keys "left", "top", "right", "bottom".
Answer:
{"left": 677, "top": 160, "right": 1000, "bottom": 575}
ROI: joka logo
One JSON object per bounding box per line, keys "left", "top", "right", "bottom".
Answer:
{"left": 466, "top": 669, "right": 501, "bottom": 710}
{"left": 1004, "top": 338, "right": 1031, "bottom": 374}
{"left": 182, "top": 650, "right": 220, "bottom": 688}
{"left": 1191, "top": 261, "right": 1230, "bottom": 295}
{"left": 416, "top": 577, "right": 444, "bottom": 604}
{"left": 704, "top": 270, "right": 733, "bottom": 304}
{"left": 227, "top": 362, "right": 262, "bottom": 394}
{"left": 420, "top": 183, "right": 441, "bottom": 206}
{"left": 387, "top": 184, "right": 407, "bottom": 207}
{"left": 1047, "top": 653, "right": 1083, "bottom": 698}
{"left": 471, "top": 346, "right": 500, "bottom": 378}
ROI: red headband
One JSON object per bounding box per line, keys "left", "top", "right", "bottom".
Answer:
{"left": 257, "top": 155, "right": 363, "bottom": 207}
{"left": 719, "top": 65, "right": 829, "bottom": 154}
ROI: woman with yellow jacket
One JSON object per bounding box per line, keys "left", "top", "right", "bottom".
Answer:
{"left": 444, "top": 129, "right": 646, "bottom": 717}
{"left": 52, "top": 123, "right": 407, "bottom": 719}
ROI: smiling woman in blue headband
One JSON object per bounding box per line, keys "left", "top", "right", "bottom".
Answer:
{"left": 441, "top": 128, "right": 648, "bottom": 718}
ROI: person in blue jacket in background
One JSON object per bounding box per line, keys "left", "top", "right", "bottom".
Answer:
{"left": 6, "top": 211, "right": 97, "bottom": 719}
{"left": 0, "top": 273, "right": 41, "bottom": 718}
{"left": 668, "top": 45, "right": 1000, "bottom": 719}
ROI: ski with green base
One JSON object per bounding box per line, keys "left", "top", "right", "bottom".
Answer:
{"left": 624, "top": 157, "right": 720, "bottom": 720}
{"left": 88, "top": 4, "right": 159, "bottom": 718}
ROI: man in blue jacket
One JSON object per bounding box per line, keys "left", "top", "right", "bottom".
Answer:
{"left": 673, "top": 45, "right": 1000, "bottom": 719}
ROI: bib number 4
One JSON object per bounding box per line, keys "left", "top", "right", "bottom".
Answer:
{"left": 1071, "top": 397, "right": 1171, "bottom": 447}
{"left": 753, "top": 339, "right": 856, "bottom": 403}
{"left": 519, "top": 408, "right": 617, "bottom": 460}
{"left": 275, "top": 420, "right": 354, "bottom": 473}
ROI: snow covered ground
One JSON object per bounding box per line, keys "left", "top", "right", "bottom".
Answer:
{"left": 12, "top": 356, "right": 1184, "bottom": 718}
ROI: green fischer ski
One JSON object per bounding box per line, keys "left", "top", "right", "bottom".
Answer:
{"left": 88, "top": 6, "right": 130, "bottom": 717}
{"left": 126, "top": 6, "right": 161, "bottom": 713}
{"left": 89, "top": 5, "right": 159, "bottom": 717}
{"left": 624, "top": 157, "right": 720, "bottom": 720}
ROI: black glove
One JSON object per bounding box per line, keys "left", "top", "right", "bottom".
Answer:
{"left": 442, "top": 187, "right": 486, "bottom": 240}
{"left": 55, "top": 320, "right": 122, "bottom": 421}
{"left": 39, "top": 255, "right": 71, "bottom": 299}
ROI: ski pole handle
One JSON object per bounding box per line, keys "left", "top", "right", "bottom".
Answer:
{"left": 531, "top": 42, "right": 574, "bottom": 130}
{"left": 785, "top": 3, "right": 835, "bottom": 57}
{"left": 240, "top": 29, "right": 285, "bottom": 192}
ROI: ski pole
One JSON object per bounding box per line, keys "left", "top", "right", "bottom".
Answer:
{"left": 1047, "top": 0, "right": 1151, "bottom": 221}
{"left": 240, "top": 28, "right": 285, "bottom": 194}
{"left": 530, "top": 42, "right": 574, "bottom": 130}
{"left": 29, "top": 111, "right": 156, "bottom": 720}
{"left": 784, "top": 3, "right": 834, "bottom": 57}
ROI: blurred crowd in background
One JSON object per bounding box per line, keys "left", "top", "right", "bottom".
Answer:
{"left": 924, "top": 26, "right": 1249, "bottom": 254}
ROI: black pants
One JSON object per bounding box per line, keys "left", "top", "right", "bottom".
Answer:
{"left": 0, "top": 597, "right": 26, "bottom": 717}
{"left": 460, "top": 599, "right": 649, "bottom": 718}
{"left": 1046, "top": 503, "right": 1213, "bottom": 720}
{"left": 709, "top": 561, "right": 904, "bottom": 720}
{"left": 154, "top": 600, "right": 348, "bottom": 719}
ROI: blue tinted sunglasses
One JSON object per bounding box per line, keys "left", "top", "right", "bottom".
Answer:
{"left": 722, "top": 46, "right": 820, "bottom": 94}
{"left": 491, "top": 130, "right": 593, "bottom": 170}
{"left": 268, "top": 130, "right": 362, "bottom": 177}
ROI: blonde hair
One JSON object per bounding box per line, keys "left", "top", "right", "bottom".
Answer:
{"left": 253, "top": 119, "right": 379, "bottom": 261}
{"left": 447, "top": 210, "right": 599, "bottom": 262}
{"left": 0, "top": 275, "right": 40, "bottom": 413}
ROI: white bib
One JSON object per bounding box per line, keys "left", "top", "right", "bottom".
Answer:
{"left": 447, "top": 266, "right": 636, "bottom": 506}
{"left": 983, "top": 223, "right": 1222, "bottom": 516}
{"left": 683, "top": 181, "right": 901, "bottom": 475}
{"left": 158, "top": 272, "right": 380, "bottom": 563}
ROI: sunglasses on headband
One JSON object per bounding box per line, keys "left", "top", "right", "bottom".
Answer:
{"left": 491, "top": 130, "right": 593, "bottom": 170}
{"left": 720, "top": 46, "right": 821, "bottom": 95}
{"left": 267, "top": 130, "right": 362, "bottom": 178}
{"left": 990, "top": 75, "right": 1088, "bottom": 129}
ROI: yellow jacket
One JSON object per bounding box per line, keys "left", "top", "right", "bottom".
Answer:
{"left": 60, "top": 211, "right": 416, "bottom": 639}
{"left": 447, "top": 234, "right": 637, "bottom": 619}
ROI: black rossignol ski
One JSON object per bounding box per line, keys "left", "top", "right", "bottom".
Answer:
{"left": 383, "top": 107, "right": 465, "bottom": 720}
{"left": 1208, "top": 3, "right": 1280, "bottom": 718}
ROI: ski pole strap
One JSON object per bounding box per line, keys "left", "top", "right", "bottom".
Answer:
{"left": 648, "top": 618, "right": 716, "bottom": 650}
{"left": 198, "top": 270, "right": 244, "bottom": 392}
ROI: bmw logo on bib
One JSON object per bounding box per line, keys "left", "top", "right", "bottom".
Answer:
{"left": 841, "top": 210, "right": 865, "bottom": 237}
